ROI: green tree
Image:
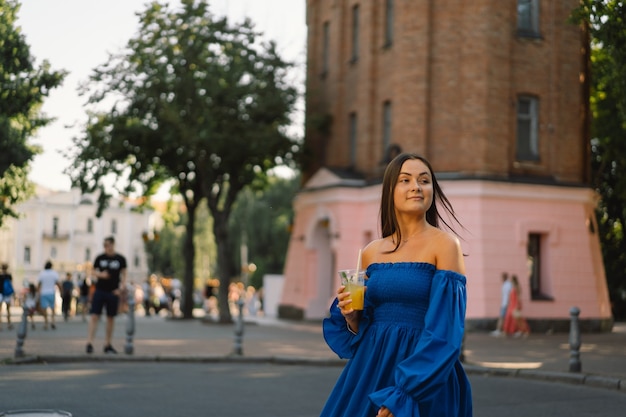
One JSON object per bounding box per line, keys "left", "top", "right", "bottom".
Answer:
{"left": 573, "top": 1, "right": 626, "bottom": 319}
{"left": 0, "top": 0, "right": 66, "bottom": 226}
{"left": 144, "top": 199, "right": 186, "bottom": 278}
{"left": 228, "top": 173, "right": 299, "bottom": 290}
{"left": 67, "top": 0, "right": 299, "bottom": 321}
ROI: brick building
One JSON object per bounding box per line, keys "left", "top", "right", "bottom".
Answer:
{"left": 278, "top": 0, "right": 612, "bottom": 331}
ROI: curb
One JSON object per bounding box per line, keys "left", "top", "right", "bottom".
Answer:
{"left": 5, "top": 354, "right": 347, "bottom": 367}
{"left": 463, "top": 364, "right": 625, "bottom": 393}
{"left": 4, "top": 354, "right": 625, "bottom": 393}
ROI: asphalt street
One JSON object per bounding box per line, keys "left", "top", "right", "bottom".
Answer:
{"left": 1, "top": 361, "right": 626, "bottom": 417}
{"left": 1, "top": 308, "right": 625, "bottom": 416}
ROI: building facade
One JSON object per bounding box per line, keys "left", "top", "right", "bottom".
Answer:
{"left": 279, "top": 0, "right": 612, "bottom": 331}
{"left": 0, "top": 187, "right": 156, "bottom": 288}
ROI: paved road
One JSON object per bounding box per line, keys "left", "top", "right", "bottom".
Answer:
{"left": 1, "top": 309, "right": 626, "bottom": 416}
{"left": 1, "top": 362, "right": 626, "bottom": 417}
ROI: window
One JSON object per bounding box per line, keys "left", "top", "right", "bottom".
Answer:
{"left": 351, "top": 5, "right": 360, "bottom": 62}
{"left": 516, "top": 96, "right": 539, "bottom": 162}
{"left": 87, "top": 218, "right": 93, "bottom": 233}
{"left": 51, "top": 246, "right": 57, "bottom": 259}
{"left": 52, "top": 217, "right": 59, "bottom": 236}
{"left": 349, "top": 112, "right": 358, "bottom": 166}
{"left": 382, "top": 101, "right": 392, "bottom": 154}
{"left": 134, "top": 254, "right": 140, "bottom": 268}
{"left": 24, "top": 246, "right": 31, "bottom": 264}
{"left": 384, "top": 0, "right": 394, "bottom": 46}
{"left": 322, "top": 21, "right": 330, "bottom": 76}
{"left": 85, "top": 248, "right": 91, "bottom": 262}
{"left": 528, "top": 233, "right": 552, "bottom": 300}
{"left": 517, "top": 0, "right": 540, "bottom": 37}
{"left": 111, "top": 219, "right": 117, "bottom": 234}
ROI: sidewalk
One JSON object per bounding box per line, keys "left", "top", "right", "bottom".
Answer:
{"left": 463, "top": 323, "right": 626, "bottom": 390}
{"left": 1, "top": 307, "right": 625, "bottom": 391}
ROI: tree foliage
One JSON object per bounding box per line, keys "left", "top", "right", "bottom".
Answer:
{"left": 0, "top": 0, "right": 66, "bottom": 226}
{"left": 67, "top": 0, "right": 300, "bottom": 321}
{"left": 145, "top": 200, "right": 216, "bottom": 289}
{"left": 574, "top": 1, "right": 626, "bottom": 319}
{"left": 228, "top": 172, "right": 300, "bottom": 290}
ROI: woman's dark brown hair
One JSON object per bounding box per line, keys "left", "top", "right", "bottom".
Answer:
{"left": 380, "top": 152, "right": 463, "bottom": 252}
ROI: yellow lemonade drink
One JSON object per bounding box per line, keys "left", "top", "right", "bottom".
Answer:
{"left": 347, "top": 282, "right": 364, "bottom": 310}
{"left": 339, "top": 269, "right": 365, "bottom": 310}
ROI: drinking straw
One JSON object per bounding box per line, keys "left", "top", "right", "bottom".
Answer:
{"left": 356, "top": 248, "right": 362, "bottom": 274}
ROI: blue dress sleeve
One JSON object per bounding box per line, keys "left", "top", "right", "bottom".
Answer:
{"left": 322, "top": 297, "right": 373, "bottom": 359}
{"left": 368, "top": 270, "right": 468, "bottom": 417}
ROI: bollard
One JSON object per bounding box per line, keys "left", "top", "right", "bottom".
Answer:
{"left": 459, "top": 331, "right": 466, "bottom": 363}
{"left": 14, "top": 306, "right": 29, "bottom": 358}
{"left": 124, "top": 287, "right": 136, "bottom": 355}
{"left": 231, "top": 296, "right": 245, "bottom": 356}
{"left": 569, "top": 306, "right": 582, "bottom": 372}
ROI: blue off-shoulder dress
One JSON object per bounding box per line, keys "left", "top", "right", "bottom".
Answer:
{"left": 320, "top": 262, "right": 472, "bottom": 417}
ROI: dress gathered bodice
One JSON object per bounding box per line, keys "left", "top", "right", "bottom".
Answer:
{"left": 366, "top": 262, "right": 434, "bottom": 329}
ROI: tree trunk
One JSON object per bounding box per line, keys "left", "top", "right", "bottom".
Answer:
{"left": 181, "top": 201, "right": 197, "bottom": 319}
{"left": 213, "top": 210, "right": 235, "bottom": 323}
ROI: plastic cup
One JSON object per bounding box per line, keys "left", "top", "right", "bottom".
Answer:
{"left": 338, "top": 269, "right": 365, "bottom": 310}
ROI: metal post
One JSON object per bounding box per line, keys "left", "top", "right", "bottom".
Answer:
{"left": 124, "top": 286, "right": 136, "bottom": 355}
{"left": 569, "top": 306, "right": 582, "bottom": 373}
{"left": 232, "top": 295, "right": 245, "bottom": 356}
{"left": 459, "top": 331, "right": 466, "bottom": 363}
{"left": 14, "top": 306, "right": 29, "bottom": 358}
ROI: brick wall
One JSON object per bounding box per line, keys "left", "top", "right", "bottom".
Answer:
{"left": 305, "top": 0, "right": 588, "bottom": 184}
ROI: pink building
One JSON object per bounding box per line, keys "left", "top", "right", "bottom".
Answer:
{"left": 278, "top": 0, "right": 612, "bottom": 332}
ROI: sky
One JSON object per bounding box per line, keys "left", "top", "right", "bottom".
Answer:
{"left": 16, "top": 0, "right": 307, "bottom": 192}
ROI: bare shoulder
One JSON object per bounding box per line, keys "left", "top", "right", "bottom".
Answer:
{"left": 361, "top": 238, "right": 386, "bottom": 269}
{"left": 432, "top": 229, "right": 465, "bottom": 275}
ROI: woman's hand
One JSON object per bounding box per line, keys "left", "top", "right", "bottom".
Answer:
{"left": 376, "top": 406, "right": 394, "bottom": 417}
{"left": 337, "top": 285, "right": 361, "bottom": 332}
{"left": 337, "top": 285, "right": 357, "bottom": 317}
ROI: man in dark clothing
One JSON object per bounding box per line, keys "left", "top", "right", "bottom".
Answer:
{"left": 86, "top": 236, "right": 127, "bottom": 354}
{"left": 61, "top": 272, "right": 75, "bottom": 321}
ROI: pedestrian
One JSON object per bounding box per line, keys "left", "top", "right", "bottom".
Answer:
{"left": 142, "top": 277, "right": 154, "bottom": 316}
{"left": 76, "top": 274, "right": 91, "bottom": 322}
{"left": 86, "top": 236, "right": 127, "bottom": 354}
{"left": 503, "top": 275, "right": 530, "bottom": 338}
{"left": 321, "top": 153, "right": 472, "bottom": 417}
{"left": 37, "top": 260, "right": 61, "bottom": 330}
{"left": 0, "top": 263, "right": 15, "bottom": 330}
{"left": 490, "top": 272, "right": 512, "bottom": 337}
{"left": 24, "top": 283, "right": 38, "bottom": 330}
{"left": 61, "top": 272, "right": 75, "bottom": 321}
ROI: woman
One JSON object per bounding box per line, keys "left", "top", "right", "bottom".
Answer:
{"left": 503, "top": 275, "right": 530, "bottom": 337}
{"left": 321, "top": 153, "right": 472, "bottom": 417}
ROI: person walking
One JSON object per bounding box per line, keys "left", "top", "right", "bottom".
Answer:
{"left": 24, "top": 283, "right": 39, "bottom": 330}
{"left": 61, "top": 272, "right": 75, "bottom": 321}
{"left": 76, "top": 274, "right": 91, "bottom": 322}
{"left": 37, "top": 261, "right": 61, "bottom": 330}
{"left": 321, "top": 153, "right": 472, "bottom": 417}
{"left": 503, "top": 274, "right": 530, "bottom": 338}
{"left": 490, "top": 272, "right": 512, "bottom": 337}
{"left": 0, "top": 263, "right": 15, "bottom": 331}
{"left": 86, "top": 236, "right": 127, "bottom": 354}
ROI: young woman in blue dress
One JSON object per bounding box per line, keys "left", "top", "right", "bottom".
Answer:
{"left": 321, "top": 152, "right": 473, "bottom": 417}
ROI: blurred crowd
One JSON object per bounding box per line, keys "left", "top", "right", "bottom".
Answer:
{"left": 1, "top": 268, "right": 264, "bottom": 328}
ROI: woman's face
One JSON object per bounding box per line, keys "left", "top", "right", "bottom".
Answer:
{"left": 393, "top": 158, "right": 434, "bottom": 216}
